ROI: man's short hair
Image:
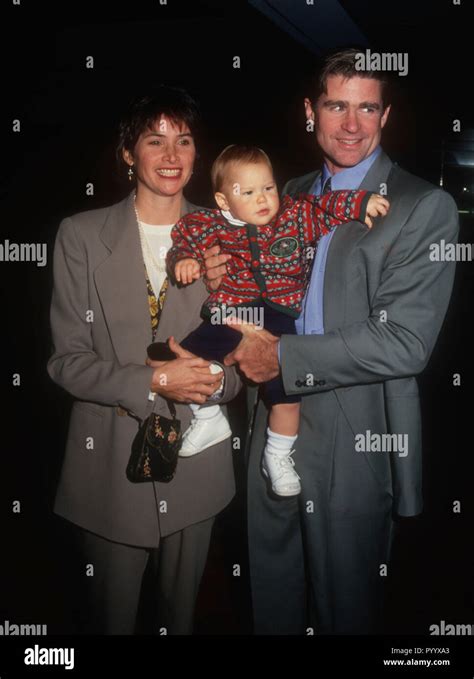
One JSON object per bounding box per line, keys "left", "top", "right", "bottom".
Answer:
{"left": 211, "top": 144, "right": 272, "bottom": 193}
{"left": 312, "top": 47, "right": 392, "bottom": 111}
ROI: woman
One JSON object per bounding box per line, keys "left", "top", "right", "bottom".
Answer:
{"left": 47, "top": 88, "right": 240, "bottom": 634}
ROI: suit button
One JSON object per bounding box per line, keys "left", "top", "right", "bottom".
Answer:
{"left": 295, "top": 380, "right": 303, "bottom": 387}
{"left": 116, "top": 406, "right": 128, "bottom": 417}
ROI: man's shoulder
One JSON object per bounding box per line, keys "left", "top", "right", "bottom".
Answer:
{"left": 282, "top": 170, "right": 320, "bottom": 197}
{"left": 390, "top": 164, "right": 456, "bottom": 209}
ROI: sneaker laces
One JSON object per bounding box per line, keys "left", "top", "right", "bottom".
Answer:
{"left": 268, "top": 450, "right": 300, "bottom": 478}
{"left": 279, "top": 454, "right": 294, "bottom": 468}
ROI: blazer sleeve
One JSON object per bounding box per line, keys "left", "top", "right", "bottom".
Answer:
{"left": 47, "top": 217, "right": 154, "bottom": 421}
{"left": 280, "top": 188, "right": 459, "bottom": 394}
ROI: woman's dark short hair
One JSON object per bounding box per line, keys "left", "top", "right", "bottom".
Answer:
{"left": 117, "top": 86, "right": 201, "bottom": 159}
{"left": 311, "top": 47, "right": 392, "bottom": 111}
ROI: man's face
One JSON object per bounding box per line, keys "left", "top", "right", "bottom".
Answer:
{"left": 305, "top": 74, "right": 391, "bottom": 174}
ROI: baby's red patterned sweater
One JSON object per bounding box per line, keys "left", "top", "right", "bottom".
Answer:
{"left": 167, "top": 190, "right": 371, "bottom": 318}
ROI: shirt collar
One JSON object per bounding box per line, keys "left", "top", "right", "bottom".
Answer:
{"left": 319, "top": 145, "right": 382, "bottom": 192}
{"left": 221, "top": 209, "right": 247, "bottom": 226}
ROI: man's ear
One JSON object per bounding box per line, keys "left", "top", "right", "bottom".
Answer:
{"left": 381, "top": 104, "right": 391, "bottom": 129}
{"left": 304, "top": 97, "right": 315, "bottom": 123}
{"left": 215, "top": 192, "right": 230, "bottom": 211}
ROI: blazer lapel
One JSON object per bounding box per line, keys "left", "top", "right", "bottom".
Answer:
{"left": 292, "top": 171, "right": 321, "bottom": 195}
{"left": 323, "top": 151, "right": 394, "bottom": 332}
{"left": 94, "top": 192, "right": 151, "bottom": 364}
{"left": 93, "top": 193, "right": 199, "bottom": 364}
{"left": 154, "top": 277, "right": 208, "bottom": 343}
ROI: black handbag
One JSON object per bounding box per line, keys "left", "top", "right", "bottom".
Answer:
{"left": 126, "top": 401, "right": 182, "bottom": 483}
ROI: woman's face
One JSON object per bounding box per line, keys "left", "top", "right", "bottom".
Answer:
{"left": 123, "top": 115, "right": 196, "bottom": 198}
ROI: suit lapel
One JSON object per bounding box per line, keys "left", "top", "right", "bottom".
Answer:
{"left": 94, "top": 192, "right": 151, "bottom": 364}
{"left": 287, "top": 170, "right": 321, "bottom": 196}
{"left": 93, "top": 193, "right": 199, "bottom": 364}
{"left": 154, "top": 277, "right": 207, "bottom": 343}
{"left": 323, "top": 151, "right": 394, "bottom": 331}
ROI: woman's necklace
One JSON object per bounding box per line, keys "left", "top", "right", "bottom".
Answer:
{"left": 134, "top": 195, "right": 167, "bottom": 274}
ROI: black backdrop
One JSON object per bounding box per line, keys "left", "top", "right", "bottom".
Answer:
{"left": 1, "top": 0, "right": 473, "bottom": 650}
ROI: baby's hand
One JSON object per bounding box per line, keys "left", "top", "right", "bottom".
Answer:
{"left": 365, "top": 193, "right": 390, "bottom": 229}
{"left": 175, "top": 258, "right": 201, "bottom": 285}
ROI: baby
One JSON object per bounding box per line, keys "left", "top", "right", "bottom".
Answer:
{"left": 164, "top": 144, "right": 389, "bottom": 497}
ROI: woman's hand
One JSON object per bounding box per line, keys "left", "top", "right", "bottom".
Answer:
{"left": 147, "top": 355, "right": 223, "bottom": 404}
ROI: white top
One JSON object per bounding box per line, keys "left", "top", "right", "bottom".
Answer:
{"left": 138, "top": 221, "right": 174, "bottom": 297}
{"left": 138, "top": 220, "right": 225, "bottom": 403}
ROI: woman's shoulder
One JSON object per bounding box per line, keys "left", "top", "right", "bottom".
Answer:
{"left": 56, "top": 194, "right": 133, "bottom": 250}
{"left": 62, "top": 195, "right": 128, "bottom": 230}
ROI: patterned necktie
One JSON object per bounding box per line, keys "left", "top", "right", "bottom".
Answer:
{"left": 322, "top": 176, "right": 332, "bottom": 194}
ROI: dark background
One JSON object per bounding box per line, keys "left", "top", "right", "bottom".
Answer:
{"left": 1, "top": 0, "right": 473, "bottom": 637}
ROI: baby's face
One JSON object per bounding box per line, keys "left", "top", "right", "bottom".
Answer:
{"left": 218, "top": 161, "right": 280, "bottom": 225}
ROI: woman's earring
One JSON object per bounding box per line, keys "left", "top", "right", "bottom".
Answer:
{"left": 128, "top": 165, "right": 134, "bottom": 181}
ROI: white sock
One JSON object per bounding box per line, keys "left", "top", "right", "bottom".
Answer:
{"left": 189, "top": 403, "right": 221, "bottom": 419}
{"left": 265, "top": 427, "right": 297, "bottom": 457}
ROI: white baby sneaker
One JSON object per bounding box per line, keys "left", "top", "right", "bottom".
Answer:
{"left": 262, "top": 450, "right": 301, "bottom": 496}
{"left": 179, "top": 409, "right": 232, "bottom": 457}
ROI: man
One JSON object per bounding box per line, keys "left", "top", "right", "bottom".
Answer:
{"left": 205, "top": 48, "right": 459, "bottom": 634}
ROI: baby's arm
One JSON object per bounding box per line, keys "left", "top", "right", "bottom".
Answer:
{"left": 167, "top": 213, "right": 219, "bottom": 284}
{"left": 304, "top": 190, "right": 390, "bottom": 241}
{"left": 175, "top": 258, "right": 201, "bottom": 285}
{"left": 365, "top": 193, "right": 390, "bottom": 228}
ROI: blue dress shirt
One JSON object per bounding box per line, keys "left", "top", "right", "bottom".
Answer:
{"left": 277, "top": 145, "right": 381, "bottom": 361}
{"left": 296, "top": 145, "right": 381, "bottom": 336}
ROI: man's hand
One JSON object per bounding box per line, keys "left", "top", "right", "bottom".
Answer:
{"left": 203, "top": 245, "right": 231, "bottom": 291}
{"left": 223, "top": 319, "right": 280, "bottom": 383}
{"left": 147, "top": 355, "right": 223, "bottom": 404}
{"left": 175, "top": 258, "right": 201, "bottom": 285}
{"left": 365, "top": 194, "right": 390, "bottom": 229}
